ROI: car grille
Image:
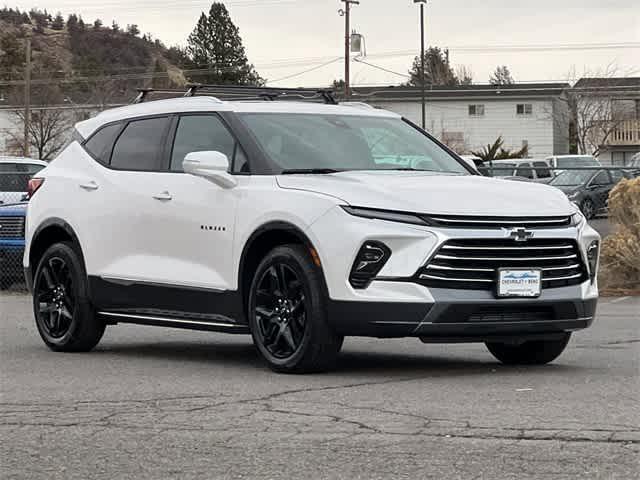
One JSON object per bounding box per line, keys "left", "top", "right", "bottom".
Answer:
{"left": 418, "top": 238, "right": 587, "bottom": 290}
{"left": 0, "top": 216, "right": 25, "bottom": 238}
{"left": 421, "top": 214, "right": 572, "bottom": 229}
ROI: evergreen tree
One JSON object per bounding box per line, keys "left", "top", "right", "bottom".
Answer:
{"left": 126, "top": 24, "right": 140, "bottom": 36}
{"left": 407, "top": 47, "right": 458, "bottom": 87}
{"left": 186, "top": 2, "right": 263, "bottom": 85}
{"left": 51, "top": 12, "right": 64, "bottom": 30}
{"left": 93, "top": 19, "right": 102, "bottom": 30}
{"left": 489, "top": 65, "right": 515, "bottom": 85}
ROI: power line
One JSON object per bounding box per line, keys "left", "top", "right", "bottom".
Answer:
{"left": 267, "top": 57, "right": 342, "bottom": 84}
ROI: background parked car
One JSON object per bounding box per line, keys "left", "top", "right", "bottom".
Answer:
{"left": 478, "top": 158, "right": 553, "bottom": 182}
{"left": 0, "top": 157, "right": 48, "bottom": 205}
{"left": 545, "top": 154, "right": 601, "bottom": 175}
{"left": 548, "top": 168, "right": 633, "bottom": 219}
{"left": 0, "top": 201, "right": 27, "bottom": 289}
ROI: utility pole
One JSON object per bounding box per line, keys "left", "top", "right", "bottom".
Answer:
{"left": 340, "top": 0, "right": 359, "bottom": 99}
{"left": 23, "top": 34, "right": 31, "bottom": 157}
{"left": 414, "top": 0, "right": 427, "bottom": 129}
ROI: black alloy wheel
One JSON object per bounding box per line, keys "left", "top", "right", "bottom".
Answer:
{"left": 249, "top": 245, "right": 343, "bottom": 373}
{"left": 33, "top": 242, "right": 105, "bottom": 351}
{"left": 254, "top": 263, "right": 307, "bottom": 359}
{"left": 581, "top": 198, "right": 595, "bottom": 220}
{"left": 35, "top": 256, "right": 75, "bottom": 339}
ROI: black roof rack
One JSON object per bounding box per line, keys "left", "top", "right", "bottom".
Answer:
{"left": 132, "top": 84, "right": 337, "bottom": 105}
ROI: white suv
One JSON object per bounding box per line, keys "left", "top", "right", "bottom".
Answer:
{"left": 23, "top": 86, "right": 600, "bottom": 373}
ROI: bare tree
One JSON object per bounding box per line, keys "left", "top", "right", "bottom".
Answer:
{"left": 8, "top": 84, "right": 73, "bottom": 160}
{"left": 548, "top": 64, "right": 634, "bottom": 156}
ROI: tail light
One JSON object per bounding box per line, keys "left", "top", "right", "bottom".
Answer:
{"left": 27, "top": 178, "right": 45, "bottom": 199}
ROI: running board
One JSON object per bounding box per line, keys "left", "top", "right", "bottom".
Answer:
{"left": 98, "top": 311, "right": 250, "bottom": 334}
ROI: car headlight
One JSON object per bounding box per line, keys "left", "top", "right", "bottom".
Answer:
{"left": 571, "top": 211, "right": 585, "bottom": 227}
{"left": 342, "top": 206, "right": 428, "bottom": 226}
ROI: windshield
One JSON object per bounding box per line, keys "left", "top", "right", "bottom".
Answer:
{"left": 556, "top": 156, "right": 600, "bottom": 168}
{"left": 549, "top": 169, "right": 597, "bottom": 186}
{"left": 239, "top": 113, "right": 470, "bottom": 174}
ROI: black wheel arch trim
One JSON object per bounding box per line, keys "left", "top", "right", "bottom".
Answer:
{"left": 238, "top": 221, "right": 328, "bottom": 320}
{"left": 27, "top": 217, "right": 86, "bottom": 289}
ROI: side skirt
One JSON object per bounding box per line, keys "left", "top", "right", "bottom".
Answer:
{"left": 98, "top": 311, "right": 249, "bottom": 334}
{"left": 88, "top": 275, "right": 248, "bottom": 332}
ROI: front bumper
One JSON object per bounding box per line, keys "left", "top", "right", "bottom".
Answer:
{"left": 328, "top": 284, "right": 597, "bottom": 340}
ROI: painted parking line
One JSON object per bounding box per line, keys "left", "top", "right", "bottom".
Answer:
{"left": 608, "top": 296, "right": 631, "bottom": 304}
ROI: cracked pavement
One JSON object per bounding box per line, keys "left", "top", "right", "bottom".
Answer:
{"left": 1, "top": 294, "right": 638, "bottom": 479}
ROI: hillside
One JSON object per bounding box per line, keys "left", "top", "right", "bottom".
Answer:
{"left": 0, "top": 7, "right": 190, "bottom": 105}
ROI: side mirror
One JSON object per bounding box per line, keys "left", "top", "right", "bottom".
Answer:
{"left": 183, "top": 151, "right": 237, "bottom": 189}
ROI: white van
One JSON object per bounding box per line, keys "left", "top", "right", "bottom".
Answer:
{"left": 480, "top": 159, "right": 553, "bottom": 182}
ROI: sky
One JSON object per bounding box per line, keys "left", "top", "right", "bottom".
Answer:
{"left": 11, "top": 0, "right": 640, "bottom": 86}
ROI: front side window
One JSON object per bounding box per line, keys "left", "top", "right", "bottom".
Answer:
{"left": 170, "top": 115, "right": 237, "bottom": 171}
{"left": 239, "top": 114, "right": 469, "bottom": 174}
{"left": 533, "top": 161, "right": 551, "bottom": 178}
{"left": 591, "top": 171, "right": 611, "bottom": 186}
{"left": 111, "top": 117, "right": 169, "bottom": 171}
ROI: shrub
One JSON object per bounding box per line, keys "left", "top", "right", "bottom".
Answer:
{"left": 599, "top": 177, "right": 640, "bottom": 291}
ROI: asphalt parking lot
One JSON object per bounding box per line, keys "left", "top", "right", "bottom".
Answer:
{"left": 1, "top": 293, "right": 638, "bottom": 479}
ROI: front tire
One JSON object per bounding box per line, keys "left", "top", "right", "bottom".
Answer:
{"left": 248, "top": 244, "right": 343, "bottom": 373}
{"left": 486, "top": 333, "right": 571, "bottom": 365}
{"left": 581, "top": 198, "right": 595, "bottom": 220}
{"left": 32, "top": 242, "right": 105, "bottom": 352}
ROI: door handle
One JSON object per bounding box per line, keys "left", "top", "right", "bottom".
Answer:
{"left": 153, "top": 191, "right": 173, "bottom": 201}
{"left": 79, "top": 181, "right": 99, "bottom": 191}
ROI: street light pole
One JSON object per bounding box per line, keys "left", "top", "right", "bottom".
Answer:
{"left": 414, "top": 0, "right": 427, "bottom": 129}
{"left": 23, "top": 35, "right": 31, "bottom": 157}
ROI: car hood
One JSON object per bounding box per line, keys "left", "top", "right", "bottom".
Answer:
{"left": 277, "top": 171, "right": 574, "bottom": 216}
{"left": 553, "top": 185, "right": 581, "bottom": 194}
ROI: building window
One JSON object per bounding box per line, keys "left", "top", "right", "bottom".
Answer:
{"left": 468, "top": 104, "right": 485, "bottom": 116}
{"left": 517, "top": 104, "right": 533, "bottom": 115}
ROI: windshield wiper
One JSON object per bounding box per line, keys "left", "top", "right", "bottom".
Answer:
{"left": 281, "top": 168, "right": 343, "bottom": 175}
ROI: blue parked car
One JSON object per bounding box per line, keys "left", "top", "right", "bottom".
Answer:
{"left": 0, "top": 202, "right": 27, "bottom": 289}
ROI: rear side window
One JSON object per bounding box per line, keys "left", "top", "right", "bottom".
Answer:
{"left": 84, "top": 123, "right": 122, "bottom": 165}
{"left": 170, "top": 115, "right": 236, "bottom": 171}
{"left": 516, "top": 163, "right": 534, "bottom": 179}
{"left": 533, "top": 161, "right": 551, "bottom": 178}
{"left": 111, "top": 117, "right": 169, "bottom": 171}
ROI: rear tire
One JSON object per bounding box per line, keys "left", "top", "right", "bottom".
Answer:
{"left": 32, "top": 242, "right": 105, "bottom": 352}
{"left": 486, "top": 333, "right": 571, "bottom": 365}
{"left": 248, "top": 244, "right": 343, "bottom": 373}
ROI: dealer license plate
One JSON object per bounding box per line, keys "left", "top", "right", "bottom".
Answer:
{"left": 497, "top": 269, "right": 541, "bottom": 298}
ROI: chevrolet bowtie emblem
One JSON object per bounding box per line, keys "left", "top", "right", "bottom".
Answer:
{"left": 507, "top": 227, "right": 534, "bottom": 242}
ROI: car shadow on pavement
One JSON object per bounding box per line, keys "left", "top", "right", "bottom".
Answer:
{"left": 93, "top": 339, "right": 581, "bottom": 377}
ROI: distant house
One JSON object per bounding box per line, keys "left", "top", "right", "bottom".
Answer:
{"left": 572, "top": 77, "right": 640, "bottom": 166}
{"left": 351, "top": 83, "right": 571, "bottom": 158}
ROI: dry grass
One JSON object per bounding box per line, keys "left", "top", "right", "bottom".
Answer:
{"left": 599, "top": 177, "right": 640, "bottom": 293}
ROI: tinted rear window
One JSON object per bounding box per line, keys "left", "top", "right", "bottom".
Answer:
{"left": 84, "top": 123, "right": 122, "bottom": 165}
{"left": 110, "top": 117, "right": 169, "bottom": 171}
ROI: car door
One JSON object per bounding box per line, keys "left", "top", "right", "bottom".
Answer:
{"left": 78, "top": 116, "right": 176, "bottom": 287}
{"left": 587, "top": 170, "right": 613, "bottom": 212}
{"left": 141, "top": 113, "right": 244, "bottom": 293}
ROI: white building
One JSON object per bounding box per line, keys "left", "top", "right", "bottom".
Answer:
{"left": 352, "top": 83, "right": 570, "bottom": 158}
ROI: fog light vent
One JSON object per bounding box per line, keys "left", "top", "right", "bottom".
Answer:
{"left": 349, "top": 241, "right": 391, "bottom": 289}
{"left": 587, "top": 240, "right": 599, "bottom": 283}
